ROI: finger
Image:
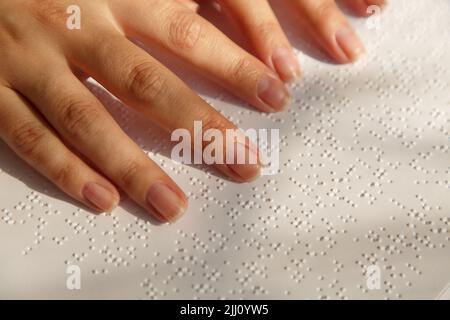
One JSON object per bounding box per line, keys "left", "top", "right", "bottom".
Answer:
{"left": 0, "top": 86, "right": 120, "bottom": 213}
{"left": 218, "top": 0, "right": 301, "bottom": 83}
{"left": 109, "top": 0, "right": 290, "bottom": 112}
{"left": 11, "top": 61, "right": 188, "bottom": 223}
{"left": 292, "top": 0, "right": 365, "bottom": 63}
{"left": 339, "top": 0, "right": 387, "bottom": 17}
{"left": 69, "top": 32, "right": 262, "bottom": 182}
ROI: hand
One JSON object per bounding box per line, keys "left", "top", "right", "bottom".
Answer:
{"left": 180, "top": 0, "right": 386, "bottom": 81}
{"left": 0, "top": 0, "right": 286, "bottom": 223}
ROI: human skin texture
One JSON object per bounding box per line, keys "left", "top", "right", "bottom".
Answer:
{"left": 0, "top": 0, "right": 386, "bottom": 223}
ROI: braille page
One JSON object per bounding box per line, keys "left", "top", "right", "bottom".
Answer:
{"left": 0, "top": 0, "right": 449, "bottom": 299}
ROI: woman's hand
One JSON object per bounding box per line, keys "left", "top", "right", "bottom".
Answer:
{"left": 0, "top": 0, "right": 286, "bottom": 222}
{"left": 0, "top": 0, "right": 386, "bottom": 223}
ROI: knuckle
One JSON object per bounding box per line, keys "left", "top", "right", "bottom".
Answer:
{"left": 256, "top": 21, "right": 279, "bottom": 41}
{"left": 27, "top": 0, "right": 67, "bottom": 28}
{"left": 117, "top": 159, "right": 145, "bottom": 188}
{"left": 314, "top": 2, "right": 337, "bottom": 22}
{"left": 167, "top": 10, "right": 203, "bottom": 50}
{"left": 228, "top": 57, "right": 258, "bottom": 85}
{"left": 0, "top": 10, "right": 28, "bottom": 45}
{"left": 51, "top": 161, "right": 74, "bottom": 187}
{"left": 58, "top": 97, "right": 100, "bottom": 140}
{"left": 125, "top": 60, "right": 166, "bottom": 103}
{"left": 201, "top": 114, "right": 230, "bottom": 135}
{"left": 11, "top": 122, "right": 47, "bottom": 158}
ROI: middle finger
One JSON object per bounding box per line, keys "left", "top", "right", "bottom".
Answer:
{"left": 69, "top": 31, "right": 262, "bottom": 182}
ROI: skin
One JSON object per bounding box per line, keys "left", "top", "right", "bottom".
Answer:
{"left": 0, "top": 0, "right": 386, "bottom": 223}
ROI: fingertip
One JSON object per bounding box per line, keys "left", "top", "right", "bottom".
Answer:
{"left": 271, "top": 47, "right": 302, "bottom": 83}
{"left": 228, "top": 163, "right": 262, "bottom": 182}
{"left": 256, "top": 74, "right": 291, "bottom": 112}
{"left": 145, "top": 182, "right": 188, "bottom": 224}
{"left": 82, "top": 181, "right": 120, "bottom": 213}
{"left": 335, "top": 25, "right": 366, "bottom": 63}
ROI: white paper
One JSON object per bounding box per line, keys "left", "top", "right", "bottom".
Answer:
{"left": 0, "top": 0, "right": 449, "bottom": 299}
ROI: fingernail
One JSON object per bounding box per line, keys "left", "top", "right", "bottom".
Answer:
{"left": 257, "top": 74, "right": 291, "bottom": 111}
{"left": 83, "top": 182, "right": 119, "bottom": 213}
{"left": 146, "top": 183, "right": 187, "bottom": 223}
{"left": 365, "top": 0, "right": 386, "bottom": 7}
{"left": 227, "top": 131, "right": 261, "bottom": 182}
{"left": 335, "top": 25, "right": 365, "bottom": 62}
{"left": 271, "top": 47, "right": 301, "bottom": 83}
